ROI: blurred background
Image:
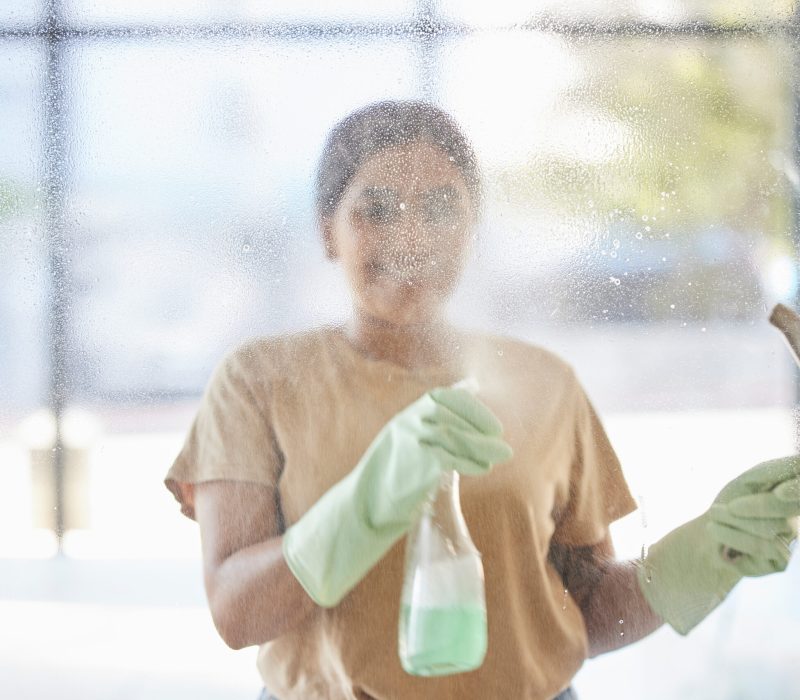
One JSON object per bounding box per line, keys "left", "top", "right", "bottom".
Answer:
{"left": 2, "top": 0, "right": 800, "bottom": 698}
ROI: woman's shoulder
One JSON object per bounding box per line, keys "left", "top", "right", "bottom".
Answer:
{"left": 463, "top": 328, "right": 576, "bottom": 381}
{"left": 215, "top": 325, "right": 336, "bottom": 381}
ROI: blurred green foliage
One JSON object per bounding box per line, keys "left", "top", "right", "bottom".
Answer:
{"left": 0, "top": 177, "right": 30, "bottom": 223}
{"left": 496, "top": 37, "right": 795, "bottom": 247}
{"left": 491, "top": 35, "right": 798, "bottom": 321}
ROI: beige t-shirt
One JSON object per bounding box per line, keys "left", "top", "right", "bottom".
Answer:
{"left": 165, "top": 324, "right": 637, "bottom": 700}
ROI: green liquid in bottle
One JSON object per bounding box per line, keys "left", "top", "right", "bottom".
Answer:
{"left": 399, "top": 604, "right": 488, "bottom": 676}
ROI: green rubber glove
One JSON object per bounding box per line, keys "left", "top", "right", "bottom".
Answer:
{"left": 637, "top": 455, "right": 800, "bottom": 635}
{"left": 282, "top": 386, "right": 514, "bottom": 608}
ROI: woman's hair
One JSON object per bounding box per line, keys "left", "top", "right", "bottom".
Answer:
{"left": 315, "top": 100, "right": 482, "bottom": 222}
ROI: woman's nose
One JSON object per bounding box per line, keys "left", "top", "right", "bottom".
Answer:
{"left": 389, "top": 217, "right": 437, "bottom": 258}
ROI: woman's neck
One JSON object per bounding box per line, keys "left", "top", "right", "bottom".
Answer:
{"left": 343, "top": 311, "right": 461, "bottom": 371}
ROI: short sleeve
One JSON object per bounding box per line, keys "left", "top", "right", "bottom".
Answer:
{"left": 551, "top": 373, "right": 638, "bottom": 547}
{"left": 164, "top": 344, "right": 283, "bottom": 521}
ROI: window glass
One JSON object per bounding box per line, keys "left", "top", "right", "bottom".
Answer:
{"left": 439, "top": 0, "right": 796, "bottom": 26}
{"left": 63, "top": 0, "right": 414, "bottom": 26}
{"left": 0, "top": 42, "right": 49, "bottom": 556}
{"left": 2, "top": 4, "right": 800, "bottom": 699}
{"left": 0, "top": 1, "right": 42, "bottom": 26}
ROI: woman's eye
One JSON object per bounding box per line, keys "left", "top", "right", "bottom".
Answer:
{"left": 423, "top": 198, "right": 458, "bottom": 224}
{"left": 362, "top": 200, "right": 398, "bottom": 224}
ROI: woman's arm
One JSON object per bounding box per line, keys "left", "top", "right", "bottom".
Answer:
{"left": 549, "top": 535, "right": 664, "bottom": 657}
{"left": 194, "top": 480, "right": 319, "bottom": 650}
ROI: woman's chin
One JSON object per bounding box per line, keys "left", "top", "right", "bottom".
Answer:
{"left": 353, "top": 272, "right": 457, "bottom": 324}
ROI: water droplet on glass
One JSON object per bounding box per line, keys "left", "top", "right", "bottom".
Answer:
{"left": 610, "top": 251, "right": 618, "bottom": 258}
{"left": 613, "top": 239, "right": 620, "bottom": 249}
{"left": 670, "top": 304, "right": 675, "bottom": 309}
{"left": 242, "top": 243, "right": 251, "bottom": 252}
{"left": 645, "top": 226, "right": 651, "bottom": 232}
{"left": 562, "top": 588, "right": 568, "bottom": 611}
{"left": 701, "top": 327, "right": 707, "bottom": 332}
{"left": 635, "top": 232, "right": 643, "bottom": 240}
{"left": 497, "top": 349, "right": 504, "bottom": 357}
{"left": 642, "top": 215, "right": 649, "bottom": 222}
{"left": 610, "top": 277, "right": 621, "bottom": 286}
{"left": 399, "top": 202, "right": 406, "bottom": 211}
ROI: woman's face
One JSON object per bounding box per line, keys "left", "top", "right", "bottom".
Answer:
{"left": 323, "top": 141, "right": 477, "bottom": 326}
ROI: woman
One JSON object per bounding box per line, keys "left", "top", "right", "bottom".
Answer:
{"left": 165, "top": 100, "right": 800, "bottom": 699}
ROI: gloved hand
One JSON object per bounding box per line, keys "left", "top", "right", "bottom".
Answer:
{"left": 282, "top": 386, "right": 514, "bottom": 607}
{"left": 637, "top": 455, "right": 800, "bottom": 635}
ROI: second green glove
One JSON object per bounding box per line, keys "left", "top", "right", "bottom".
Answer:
{"left": 637, "top": 455, "right": 800, "bottom": 635}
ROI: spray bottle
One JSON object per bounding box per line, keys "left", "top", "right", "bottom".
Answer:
{"left": 398, "top": 377, "right": 488, "bottom": 676}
